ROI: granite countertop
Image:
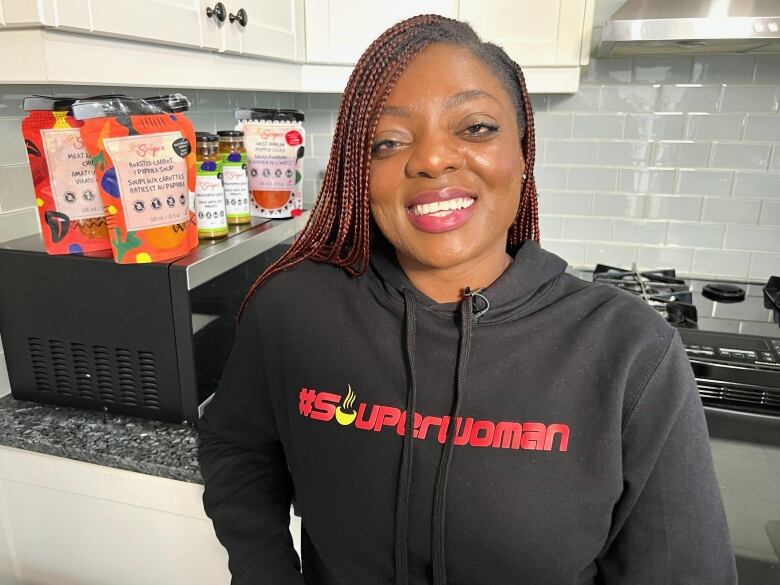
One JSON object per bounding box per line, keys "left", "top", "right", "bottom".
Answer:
{"left": 0, "top": 394, "right": 201, "bottom": 483}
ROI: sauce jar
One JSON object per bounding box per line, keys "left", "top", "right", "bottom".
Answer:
{"left": 217, "top": 130, "right": 250, "bottom": 225}
{"left": 195, "top": 132, "right": 228, "bottom": 240}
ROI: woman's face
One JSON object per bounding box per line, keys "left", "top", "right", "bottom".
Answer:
{"left": 369, "top": 43, "right": 525, "bottom": 272}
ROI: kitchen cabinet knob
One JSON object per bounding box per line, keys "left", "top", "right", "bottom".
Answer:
{"left": 205, "top": 2, "right": 227, "bottom": 22}
{"left": 229, "top": 8, "right": 248, "bottom": 27}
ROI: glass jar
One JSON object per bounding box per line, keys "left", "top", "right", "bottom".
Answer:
{"left": 217, "top": 130, "right": 250, "bottom": 225}
{"left": 195, "top": 132, "right": 228, "bottom": 240}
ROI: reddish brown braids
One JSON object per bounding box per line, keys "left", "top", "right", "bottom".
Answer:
{"left": 239, "top": 14, "right": 539, "bottom": 318}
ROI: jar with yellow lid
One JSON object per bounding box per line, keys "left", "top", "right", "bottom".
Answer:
{"left": 195, "top": 132, "right": 228, "bottom": 240}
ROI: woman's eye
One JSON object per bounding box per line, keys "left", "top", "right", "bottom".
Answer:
{"left": 463, "top": 122, "right": 499, "bottom": 137}
{"left": 371, "top": 139, "right": 401, "bottom": 156}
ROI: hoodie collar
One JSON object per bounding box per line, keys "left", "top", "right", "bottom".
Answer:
{"left": 368, "top": 238, "right": 567, "bottom": 324}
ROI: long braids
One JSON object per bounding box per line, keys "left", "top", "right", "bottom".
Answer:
{"left": 239, "top": 14, "right": 539, "bottom": 318}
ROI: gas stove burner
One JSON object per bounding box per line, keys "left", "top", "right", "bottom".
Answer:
{"left": 592, "top": 263, "right": 698, "bottom": 328}
{"left": 702, "top": 283, "right": 745, "bottom": 303}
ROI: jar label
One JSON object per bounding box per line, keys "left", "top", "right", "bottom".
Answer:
{"left": 40, "top": 128, "right": 103, "bottom": 220}
{"left": 196, "top": 174, "right": 227, "bottom": 230}
{"left": 222, "top": 165, "right": 250, "bottom": 217}
{"left": 103, "top": 131, "right": 190, "bottom": 231}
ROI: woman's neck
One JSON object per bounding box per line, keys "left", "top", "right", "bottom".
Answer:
{"left": 395, "top": 243, "right": 512, "bottom": 304}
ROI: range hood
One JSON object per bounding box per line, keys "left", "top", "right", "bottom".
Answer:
{"left": 598, "top": 0, "right": 780, "bottom": 57}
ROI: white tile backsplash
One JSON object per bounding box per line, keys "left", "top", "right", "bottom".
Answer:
{"left": 0, "top": 43, "right": 778, "bottom": 281}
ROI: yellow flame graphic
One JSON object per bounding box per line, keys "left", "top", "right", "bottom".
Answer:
{"left": 335, "top": 384, "right": 357, "bottom": 425}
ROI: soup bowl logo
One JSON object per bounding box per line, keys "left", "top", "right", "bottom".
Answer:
{"left": 334, "top": 384, "right": 357, "bottom": 426}
{"left": 128, "top": 141, "right": 166, "bottom": 158}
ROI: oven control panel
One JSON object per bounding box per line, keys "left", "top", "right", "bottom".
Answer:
{"left": 678, "top": 329, "right": 780, "bottom": 368}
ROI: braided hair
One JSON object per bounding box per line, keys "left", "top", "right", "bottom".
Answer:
{"left": 240, "top": 14, "right": 539, "bottom": 317}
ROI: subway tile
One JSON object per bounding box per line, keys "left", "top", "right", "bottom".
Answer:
{"left": 302, "top": 157, "right": 328, "bottom": 181}
{"left": 293, "top": 93, "right": 309, "bottom": 110}
{"left": 592, "top": 193, "right": 645, "bottom": 218}
{"left": 667, "top": 222, "right": 724, "bottom": 248}
{"left": 544, "top": 140, "right": 598, "bottom": 165}
{"left": 634, "top": 56, "right": 693, "bottom": 84}
{"left": 692, "top": 250, "right": 750, "bottom": 278}
{"left": 652, "top": 141, "right": 711, "bottom": 167}
{"left": 195, "top": 89, "right": 229, "bottom": 111}
{"left": 304, "top": 109, "right": 334, "bottom": 133}
{"left": 660, "top": 85, "right": 720, "bottom": 113}
{"left": 720, "top": 85, "right": 779, "bottom": 113}
{"left": 613, "top": 219, "right": 667, "bottom": 244}
{"left": 0, "top": 85, "right": 55, "bottom": 118}
{"left": 0, "top": 118, "right": 28, "bottom": 166}
{"left": 711, "top": 143, "right": 771, "bottom": 170}
{"left": 0, "top": 164, "right": 34, "bottom": 212}
{"left": 533, "top": 166, "right": 567, "bottom": 190}
{"left": 530, "top": 94, "right": 549, "bottom": 113}
{"left": 539, "top": 191, "right": 593, "bottom": 215}
{"left": 724, "top": 225, "right": 780, "bottom": 253}
{"left": 754, "top": 55, "right": 780, "bottom": 83}
{"left": 772, "top": 148, "right": 780, "bottom": 171}
{"left": 580, "top": 57, "right": 633, "bottom": 84}
{"left": 572, "top": 114, "right": 624, "bottom": 139}
{"left": 624, "top": 113, "right": 684, "bottom": 140}
{"left": 52, "top": 85, "right": 114, "bottom": 99}
{"left": 228, "top": 90, "right": 256, "bottom": 109}
{"left": 743, "top": 115, "right": 780, "bottom": 141}
{"left": 759, "top": 200, "right": 780, "bottom": 226}
{"left": 733, "top": 172, "right": 780, "bottom": 198}
{"left": 601, "top": 86, "right": 658, "bottom": 112}
{"left": 686, "top": 113, "right": 745, "bottom": 140}
{"left": 619, "top": 168, "right": 675, "bottom": 194}
{"left": 541, "top": 240, "right": 586, "bottom": 266}
{"left": 539, "top": 215, "right": 562, "bottom": 238}
{"left": 644, "top": 195, "right": 702, "bottom": 221}
{"left": 701, "top": 198, "right": 761, "bottom": 225}
{"left": 277, "top": 93, "right": 295, "bottom": 108}
{"left": 561, "top": 216, "right": 612, "bottom": 240}
{"left": 256, "top": 92, "right": 281, "bottom": 108}
{"left": 597, "top": 141, "right": 651, "bottom": 166}
{"left": 677, "top": 169, "right": 733, "bottom": 196}
{"left": 302, "top": 179, "right": 318, "bottom": 205}
{"left": 749, "top": 253, "right": 780, "bottom": 279}
{"left": 0, "top": 207, "right": 38, "bottom": 243}
{"left": 638, "top": 246, "right": 693, "bottom": 272}
{"left": 215, "top": 110, "right": 236, "bottom": 132}
{"left": 547, "top": 87, "right": 601, "bottom": 112}
{"left": 309, "top": 93, "right": 342, "bottom": 110}
{"left": 566, "top": 167, "right": 618, "bottom": 192}
{"left": 585, "top": 242, "right": 639, "bottom": 267}
{"left": 534, "top": 113, "right": 572, "bottom": 140}
{"left": 312, "top": 134, "right": 333, "bottom": 158}
{"left": 186, "top": 112, "right": 216, "bottom": 133}
{"left": 692, "top": 55, "right": 755, "bottom": 84}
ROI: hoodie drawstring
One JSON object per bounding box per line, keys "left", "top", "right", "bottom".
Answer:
{"left": 394, "top": 288, "right": 477, "bottom": 585}
{"left": 395, "top": 289, "right": 418, "bottom": 585}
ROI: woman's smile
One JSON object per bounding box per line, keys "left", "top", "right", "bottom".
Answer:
{"left": 405, "top": 187, "right": 477, "bottom": 233}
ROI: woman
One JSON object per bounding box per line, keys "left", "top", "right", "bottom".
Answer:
{"left": 198, "top": 15, "right": 735, "bottom": 585}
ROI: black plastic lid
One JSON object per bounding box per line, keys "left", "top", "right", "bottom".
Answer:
{"left": 217, "top": 130, "right": 244, "bottom": 137}
{"left": 234, "top": 108, "right": 305, "bottom": 122}
{"left": 196, "top": 132, "right": 219, "bottom": 142}
{"left": 72, "top": 93, "right": 191, "bottom": 120}
{"left": 702, "top": 283, "right": 746, "bottom": 303}
{"left": 23, "top": 95, "right": 78, "bottom": 112}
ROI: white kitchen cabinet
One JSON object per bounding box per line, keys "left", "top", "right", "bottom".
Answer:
{"left": 304, "top": 0, "right": 458, "bottom": 64}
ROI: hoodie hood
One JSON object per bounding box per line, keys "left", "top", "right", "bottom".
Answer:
{"left": 368, "top": 238, "right": 568, "bottom": 324}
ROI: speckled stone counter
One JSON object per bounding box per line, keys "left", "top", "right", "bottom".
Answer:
{"left": 0, "top": 394, "right": 201, "bottom": 483}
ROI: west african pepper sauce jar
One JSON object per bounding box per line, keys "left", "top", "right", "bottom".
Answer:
{"left": 234, "top": 108, "right": 305, "bottom": 219}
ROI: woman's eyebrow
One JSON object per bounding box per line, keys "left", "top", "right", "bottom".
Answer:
{"left": 381, "top": 90, "right": 499, "bottom": 118}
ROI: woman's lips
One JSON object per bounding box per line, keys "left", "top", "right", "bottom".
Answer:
{"left": 405, "top": 191, "right": 477, "bottom": 234}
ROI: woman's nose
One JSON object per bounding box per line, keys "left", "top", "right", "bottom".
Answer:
{"left": 404, "top": 131, "right": 463, "bottom": 179}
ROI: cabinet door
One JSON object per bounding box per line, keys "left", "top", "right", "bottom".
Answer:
{"left": 228, "top": 0, "right": 303, "bottom": 61}
{"left": 305, "top": 0, "right": 458, "bottom": 64}
{"left": 459, "top": 0, "right": 588, "bottom": 67}
{"left": 88, "top": 0, "right": 204, "bottom": 50}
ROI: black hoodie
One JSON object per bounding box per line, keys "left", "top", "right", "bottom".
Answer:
{"left": 197, "top": 240, "right": 736, "bottom": 585}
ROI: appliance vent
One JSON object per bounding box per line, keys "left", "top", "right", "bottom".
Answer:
{"left": 25, "top": 338, "right": 161, "bottom": 410}
{"left": 698, "top": 381, "right": 780, "bottom": 414}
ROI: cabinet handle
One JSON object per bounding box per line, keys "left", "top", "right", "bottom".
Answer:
{"left": 229, "top": 8, "right": 248, "bottom": 27}
{"left": 205, "top": 2, "right": 227, "bottom": 22}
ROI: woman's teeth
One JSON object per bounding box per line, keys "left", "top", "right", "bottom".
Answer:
{"left": 410, "top": 197, "right": 475, "bottom": 216}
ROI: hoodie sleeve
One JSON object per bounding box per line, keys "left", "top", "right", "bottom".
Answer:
{"left": 197, "top": 296, "right": 304, "bottom": 585}
{"left": 596, "top": 330, "right": 736, "bottom": 584}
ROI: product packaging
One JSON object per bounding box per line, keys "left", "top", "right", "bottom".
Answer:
{"left": 21, "top": 96, "right": 111, "bottom": 255}
{"left": 73, "top": 94, "right": 198, "bottom": 263}
{"left": 234, "top": 108, "right": 305, "bottom": 219}
{"left": 217, "top": 130, "right": 250, "bottom": 225}
{"left": 195, "top": 132, "right": 228, "bottom": 240}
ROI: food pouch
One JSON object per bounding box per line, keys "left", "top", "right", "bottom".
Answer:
{"left": 234, "top": 108, "right": 305, "bottom": 219}
{"left": 21, "top": 96, "right": 111, "bottom": 255}
{"left": 73, "top": 94, "right": 198, "bottom": 264}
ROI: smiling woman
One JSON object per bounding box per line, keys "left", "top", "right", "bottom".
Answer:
{"left": 197, "top": 14, "right": 736, "bottom": 585}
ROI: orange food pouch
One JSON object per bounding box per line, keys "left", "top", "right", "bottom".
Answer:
{"left": 73, "top": 94, "right": 198, "bottom": 264}
{"left": 21, "top": 96, "right": 111, "bottom": 255}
